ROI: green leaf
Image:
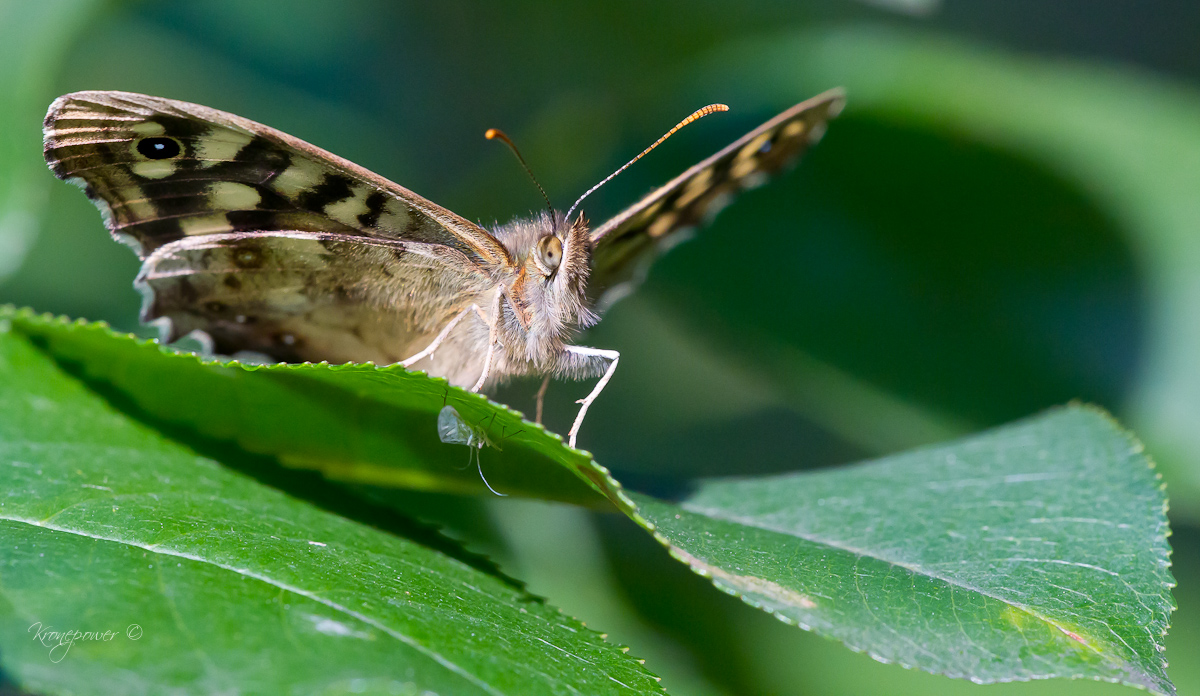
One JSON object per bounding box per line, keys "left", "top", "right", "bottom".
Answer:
{"left": 3, "top": 307, "right": 622, "bottom": 509}
{"left": 0, "top": 325, "right": 663, "bottom": 695}
{"left": 5, "top": 308, "right": 1175, "bottom": 693}
{"left": 636, "top": 407, "right": 1174, "bottom": 694}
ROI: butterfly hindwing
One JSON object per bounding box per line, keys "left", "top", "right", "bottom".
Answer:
{"left": 588, "top": 89, "right": 845, "bottom": 307}
{"left": 137, "top": 230, "right": 494, "bottom": 365}
{"left": 43, "top": 90, "right": 511, "bottom": 264}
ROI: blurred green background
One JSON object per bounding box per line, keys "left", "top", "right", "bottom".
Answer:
{"left": 2, "top": 1, "right": 1198, "bottom": 693}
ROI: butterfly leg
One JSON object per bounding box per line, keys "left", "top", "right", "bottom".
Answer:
{"left": 400, "top": 304, "right": 488, "bottom": 368}
{"left": 563, "top": 345, "right": 620, "bottom": 449}
{"left": 470, "top": 289, "right": 505, "bottom": 392}
{"left": 472, "top": 341, "right": 496, "bottom": 392}
{"left": 534, "top": 375, "right": 550, "bottom": 425}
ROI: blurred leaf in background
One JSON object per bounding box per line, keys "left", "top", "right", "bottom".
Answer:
{"left": 0, "top": 0, "right": 101, "bottom": 282}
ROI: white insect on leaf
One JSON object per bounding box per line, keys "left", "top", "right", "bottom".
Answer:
{"left": 437, "top": 405, "right": 506, "bottom": 496}
{"left": 438, "top": 405, "right": 489, "bottom": 448}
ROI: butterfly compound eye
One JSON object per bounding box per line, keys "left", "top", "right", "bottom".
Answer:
{"left": 535, "top": 235, "right": 562, "bottom": 274}
{"left": 136, "top": 137, "right": 181, "bottom": 160}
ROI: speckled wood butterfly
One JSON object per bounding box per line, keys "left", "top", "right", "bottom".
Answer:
{"left": 43, "top": 89, "right": 844, "bottom": 448}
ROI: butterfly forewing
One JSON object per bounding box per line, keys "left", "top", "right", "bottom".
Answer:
{"left": 43, "top": 91, "right": 510, "bottom": 264}
{"left": 588, "top": 88, "right": 845, "bottom": 307}
{"left": 43, "top": 91, "right": 515, "bottom": 366}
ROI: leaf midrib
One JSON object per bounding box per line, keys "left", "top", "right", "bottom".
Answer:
{"left": 0, "top": 513, "right": 506, "bottom": 696}
{"left": 675, "top": 502, "right": 1136, "bottom": 671}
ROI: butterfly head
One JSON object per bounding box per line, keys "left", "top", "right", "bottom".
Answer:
{"left": 538, "top": 211, "right": 593, "bottom": 301}
{"left": 496, "top": 211, "right": 598, "bottom": 356}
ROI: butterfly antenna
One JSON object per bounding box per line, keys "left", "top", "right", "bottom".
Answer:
{"left": 485, "top": 128, "right": 555, "bottom": 220}
{"left": 565, "top": 103, "right": 729, "bottom": 223}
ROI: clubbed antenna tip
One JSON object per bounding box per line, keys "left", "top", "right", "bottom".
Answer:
{"left": 485, "top": 128, "right": 555, "bottom": 221}
{"left": 565, "top": 103, "right": 729, "bottom": 222}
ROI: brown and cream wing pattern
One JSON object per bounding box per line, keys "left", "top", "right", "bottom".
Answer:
{"left": 43, "top": 90, "right": 505, "bottom": 363}
{"left": 136, "top": 230, "right": 493, "bottom": 364}
{"left": 43, "top": 90, "right": 511, "bottom": 265}
{"left": 588, "top": 88, "right": 846, "bottom": 307}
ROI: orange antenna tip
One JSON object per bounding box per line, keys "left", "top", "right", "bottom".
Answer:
{"left": 566, "top": 103, "right": 730, "bottom": 222}
{"left": 485, "top": 127, "right": 554, "bottom": 218}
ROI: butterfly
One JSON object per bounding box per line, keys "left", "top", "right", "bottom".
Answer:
{"left": 43, "top": 89, "right": 844, "bottom": 449}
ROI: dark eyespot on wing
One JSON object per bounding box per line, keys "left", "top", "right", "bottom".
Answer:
{"left": 44, "top": 90, "right": 513, "bottom": 268}
{"left": 136, "top": 137, "right": 181, "bottom": 159}
{"left": 231, "top": 243, "right": 265, "bottom": 269}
